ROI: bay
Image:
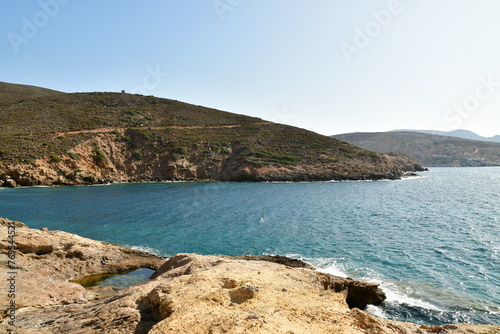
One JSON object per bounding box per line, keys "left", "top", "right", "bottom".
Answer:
{"left": 1, "top": 167, "right": 499, "bottom": 325}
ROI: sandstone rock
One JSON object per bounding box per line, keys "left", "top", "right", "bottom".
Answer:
{"left": 1, "top": 220, "right": 499, "bottom": 334}
{"left": 230, "top": 285, "right": 259, "bottom": 304}
{"left": 0, "top": 218, "right": 163, "bottom": 312}
{"left": 4, "top": 178, "right": 16, "bottom": 188}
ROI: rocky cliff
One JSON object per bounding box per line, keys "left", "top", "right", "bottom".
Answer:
{"left": 0, "top": 128, "right": 408, "bottom": 187}
{"left": 0, "top": 83, "right": 424, "bottom": 187}
{"left": 1, "top": 218, "right": 499, "bottom": 333}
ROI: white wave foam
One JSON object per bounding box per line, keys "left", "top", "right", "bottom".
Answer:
{"left": 87, "top": 183, "right": 113, "bottom": 187}
{"left": 314, "top": 263, "right": 442, "bottom": 312}
{"left": 284, "top": 255, "right": 350, "bottom": 278}
{"left": 271, "top": 254, "right": 444, "bottom": 313}
{"left": 316, "top": 265, "right": 349, "bottom": 278}
{"left": 130, "top": 245, "right": 164, "bottom": 257}
{"left": 379, "top": 282, "right": 442, "bottom": 311}
{"left": 366, "top": 305, "right": 388, "bottom": 319}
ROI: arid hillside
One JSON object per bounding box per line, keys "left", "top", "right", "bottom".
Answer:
{"left": 333, "top": 131, "right": 500, "bottom": 167}
{"left": 0, "top": 82, "right": 424, "bottom": 187}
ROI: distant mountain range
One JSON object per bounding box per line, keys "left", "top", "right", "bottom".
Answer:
{"left": 395, "top": 129, "right": 500, "bottom": 143}
{"left": 332, "top": 131, "right": 500, "bottom": 167}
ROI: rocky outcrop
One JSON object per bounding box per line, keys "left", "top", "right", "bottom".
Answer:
{"left": 0, "top": 218, "right": 163, "bottom": 311}
{"left": 381, "top": 153, "right": 428, "bottom": 172}
{"left": 0, "top": 130, "right": 418, "bottom": 187}
{"left": 227, "top": 254, "right": 316, "bottom": 269}
{"left": 2, "top": 219, "right": 498, "bottom": 333}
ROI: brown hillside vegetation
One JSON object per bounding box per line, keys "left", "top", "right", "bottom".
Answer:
{"left": 0, "top": 82, "right": 424, "bottom": 186}
{"left": 332, "top": 131, "right": 500, "bottom": 167}
{"left": 0, "top": 81, "right": 61, "bottom": 105}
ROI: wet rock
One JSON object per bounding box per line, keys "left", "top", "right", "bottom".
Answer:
{"left": 316, "top": 272, "right": 386, "bottom": 309}
{"left": 227, "top": 254, "right": 315, "bottom": 269}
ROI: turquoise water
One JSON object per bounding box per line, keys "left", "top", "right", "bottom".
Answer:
{"left": 1, "top": 167, "right": 498, "bottom": 325}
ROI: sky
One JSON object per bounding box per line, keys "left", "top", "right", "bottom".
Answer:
{"left": 2, "top": 0, "right": 500, "bottom": 137}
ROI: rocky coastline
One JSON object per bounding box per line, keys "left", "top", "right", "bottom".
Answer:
{"left": 0, "top": 86, "right": 427, "bottom": 188}
{"left": 1, "top": 218, "right": 497, "bottom": 333}
{"left": 0, "top": 147, "right": 426, "bottom": 188}
{"left": 0, "top": 144, "right": 424, "bottom": 188}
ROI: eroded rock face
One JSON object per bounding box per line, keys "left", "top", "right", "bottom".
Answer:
{"left": 0, "top": 218, "right": 163, "bottom": 311}
{"left": 0, "top": 129, "right": 422, "bottom": 188}
{"left": 1, "top": 219, "right": 499, "bottom": 334}
{"left": 315, "top": 272, "right": 386, "bottom": 310}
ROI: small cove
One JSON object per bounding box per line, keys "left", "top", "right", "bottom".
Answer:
{"left": 1, "top": 167, "right": 499, "bottom": 325}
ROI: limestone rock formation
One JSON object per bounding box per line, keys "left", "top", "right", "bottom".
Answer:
{"left": 1, "top": 219, "right": 499, "bottom": 333}
{"left": 0, "top": 218, "right": 163, "bottom": 311}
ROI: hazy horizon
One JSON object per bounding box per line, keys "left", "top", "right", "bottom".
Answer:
{"left": 3, "top": 78, "right": 499, "bottom": 139}
{"left": 2, "top": 1, "right": 500, "bottom": 137}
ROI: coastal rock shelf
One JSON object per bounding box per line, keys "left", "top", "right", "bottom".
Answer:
{"left": 1, "top": 218, "right": 499, "bottom": 333}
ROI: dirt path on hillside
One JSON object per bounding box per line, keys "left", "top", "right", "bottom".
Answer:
{"left": 0, "top": 122, "right": 273, "bottom": 138}
{"left": 0, "top": 122, "right": 270, "bottom": 139}
{"left": 51, "top": 122, "right": 272, "bottom": 138}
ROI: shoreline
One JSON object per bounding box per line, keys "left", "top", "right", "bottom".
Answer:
{"left": 1, "top": 218, "right": 499, "bottom": 333}
{"left": 0, "top": 170, "right": 426, "bottom": 189}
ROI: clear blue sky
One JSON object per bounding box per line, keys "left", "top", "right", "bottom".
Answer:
{"left": 2, "top": 0, "right": 500, "bottom": 137}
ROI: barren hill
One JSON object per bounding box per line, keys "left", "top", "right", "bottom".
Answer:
{"left": 0, "top": 82, "right": 424, "bottom": 187}
{"left": 396, "top": 129, "right": 500, "bottom": 143}
{"left": 0, "top": 81, "right": 61, "bottom": 104}
{"left": 332, "top": 131, "right": 500, "bottom": 167}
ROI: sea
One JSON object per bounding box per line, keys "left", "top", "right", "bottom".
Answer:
{"left": 0, "top": 167, "right": 498, "bottom": 326}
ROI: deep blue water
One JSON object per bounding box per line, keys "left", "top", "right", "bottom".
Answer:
{"left": 0, "top": 167, "right": 498, "bottom": 325}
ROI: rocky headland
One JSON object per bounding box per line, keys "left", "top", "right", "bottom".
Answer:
{"left": 0, "top": 82, "right": 425, "bottom": 187}
{"left": 1, "top": 218, "right": 498, "bottom": 333}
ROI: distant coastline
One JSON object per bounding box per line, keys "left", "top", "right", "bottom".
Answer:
{"left": 332, "top": 131, "right": 500, "bottom": 167}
